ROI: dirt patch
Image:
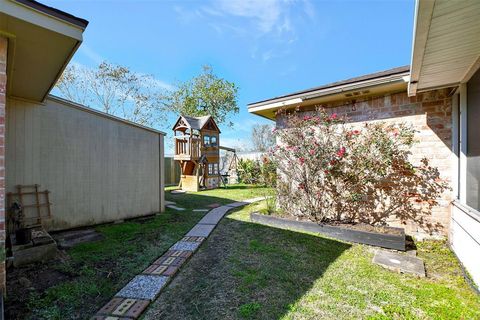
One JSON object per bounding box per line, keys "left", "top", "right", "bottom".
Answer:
{"left": 5, "top": 253, "right": 76, "bottom": 319}
{"left": 322, "top": 221, "right": 404, "bottom": 236}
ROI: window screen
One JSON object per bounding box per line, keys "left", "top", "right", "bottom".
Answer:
{"left": 211, "top": 136, "right": 218, "bottom": 147}
{"left": 467, "top": 68, "right": 480, "bottom": 211}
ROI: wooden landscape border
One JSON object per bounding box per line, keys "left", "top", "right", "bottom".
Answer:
{"left": 250, "top": 212, "right": 406, "bottom": 251}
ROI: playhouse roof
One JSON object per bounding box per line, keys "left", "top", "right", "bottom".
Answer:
{"left": 173, "top": 115, "right": 221, "bottom": 132}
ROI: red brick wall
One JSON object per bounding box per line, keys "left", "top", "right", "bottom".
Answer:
{"left": 277, "top": 89, "right": 453, "bottom": 237}
{"left": 0, "top": 36, "right": 6, "bottom": 292}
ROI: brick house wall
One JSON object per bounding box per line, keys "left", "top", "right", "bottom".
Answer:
{"left": 0, "top": 36, "right": 7, "bottom": 292}
{"left": 277, "top": 88, "right": 453, "bottom": 237}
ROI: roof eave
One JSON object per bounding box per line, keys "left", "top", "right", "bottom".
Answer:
{"left": 14, "top": 0, "right": 89, "bottom": 30}
{"left": 408, "top": 0, "right": 435, "bottom": 97}
{"left": 248, "top": 71, "right": 410, "bottom": 115}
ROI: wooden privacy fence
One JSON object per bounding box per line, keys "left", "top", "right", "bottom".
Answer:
{"left": 165, "top": 157, "right": 181, "bottom": 186}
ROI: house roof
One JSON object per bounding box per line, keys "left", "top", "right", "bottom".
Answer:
{"left": 249, "top": 66, "right": 410, "bottom": 106}
{"left": 15, "top": 0, "right": 89, "bottom": 29}
{"left": 248, "top": 66, "right": 410, "bottom": 120}
{"left": 408, "top": 0, "right": 480, "bottom": 96}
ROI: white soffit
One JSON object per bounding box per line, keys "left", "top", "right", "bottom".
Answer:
{"left": 409, "top": 0, "right": 480, "bottom": 96}
{"left": 0, "top": 0, "right": 87, "bottom": 102}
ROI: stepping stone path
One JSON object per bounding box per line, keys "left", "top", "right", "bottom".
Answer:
{"left": 91, "top": 197, "right": 263, "bottom": 320}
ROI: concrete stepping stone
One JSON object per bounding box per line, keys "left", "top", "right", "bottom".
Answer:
{"left": 95, "top": 297, "right": 150, "bottom": 318}
{"left": 164, "top": 200, "right": 176, "bottom": 206}
{"left": 170, "top": 190, "right": 186, "bottom": 194}
{"left": 373, "top": 249, "right": 425, "bottom": 277}
{"left": 152, "top": 255, "right": 186, "bottom": 266}
{"left": 163, "top": 250, "right": 193, "bottom": 259}
{"left": 166, "top": 205, "right": 185, "bottom": 211}
{"left": 192, "top": 209, "right": 209, "bottom": 212}
{"left": 91, "top": 316, "right": 130, "bottom": 320}
{"left": 207, "top": 203, "right": 221, "bottom": 208}
{"left": 181, "top": 236, "right": 205, "bottom": 242}
{"left": 244, "top": 196, "right": 268, "bottom": 203}
{"left": 170, "top": 241, "right": 200, "bottom": 251}
{"left": 143, "top": 264, "right": 179, "bottom": 277}
{"left": 225, "top": 201, "right": 249, "bottom": 208}
{"left": 116, "top": 275, "right": 169, "bottom": 300}
{"left": 198, "top": 206, "right": 230, "bottom": 224}
{"left": 186, "top": 224, "right": 216, "bottom": 237}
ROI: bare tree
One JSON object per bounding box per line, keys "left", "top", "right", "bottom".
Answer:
{"left": 252, "top": 124, "right": 275, "bottom": 152}
{"left": 56, "top": 62, "right": 166, "bottom": 126}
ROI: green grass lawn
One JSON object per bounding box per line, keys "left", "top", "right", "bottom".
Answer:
{"left": 143, "top": 200, "right": 480, "bottom": 320}
{"left": 6, "top": 184, "right": 271, "bottom": 320}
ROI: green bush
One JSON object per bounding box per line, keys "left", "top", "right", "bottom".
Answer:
{"left": 237, "top": 157, "right": 276, "bottom": 187}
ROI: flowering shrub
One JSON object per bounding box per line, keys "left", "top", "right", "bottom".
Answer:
{"left": 270, "top": 108, "right": 448, "bottom": 231}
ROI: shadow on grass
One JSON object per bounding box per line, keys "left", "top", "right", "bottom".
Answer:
{"left": 166, "top": 184, "right": 272, "bottom": 210}
{"left": 144, "top": 212, "right": 351, "bottom": 320}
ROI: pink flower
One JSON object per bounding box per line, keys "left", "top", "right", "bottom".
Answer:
{"left": 298, "top": 183, "right": 305, "bottom": 190}
{"left": 336, "top": 147, "right": 346, "bottom": 158}
{"left": 330, "top": 113, "right": 338, "bottom": 120}
{"left": 303, "top": 115, "right": 312, "bottom": 121}
{"left": 353, "top": 130, "right": 360, "bottom": 135}
{"left": 299, "top": 157, "right": 305, "bottom": 165}
{"left": 309, "top": 149, "right": 315, "bottom": 155}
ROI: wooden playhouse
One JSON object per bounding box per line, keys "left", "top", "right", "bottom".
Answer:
{"left": 173, "top": 115, "right": 221, "bottom": 192}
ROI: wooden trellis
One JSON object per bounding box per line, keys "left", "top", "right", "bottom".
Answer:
{"left": 7, "top": 184, "right": 52, "bottom": 227}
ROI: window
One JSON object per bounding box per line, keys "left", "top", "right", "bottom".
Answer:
{"left": 208, "top": 163, "right": 219, "bottom": 175}
{"left": 211, "top": 135, "right": 218, "bottom": 147}
{"left": 203, "top": 135, "right": 210, "bottom": 147}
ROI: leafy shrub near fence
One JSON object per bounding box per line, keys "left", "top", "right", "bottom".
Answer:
{"left": 237, "top": 157, "right": 276, "bottom": 187}
{"left": 270, "top": 108, "right": 449, "bottom": 232}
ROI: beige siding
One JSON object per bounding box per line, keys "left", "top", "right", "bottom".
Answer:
{"left": 6, "top": 97, "right": 164, "bottom": 231}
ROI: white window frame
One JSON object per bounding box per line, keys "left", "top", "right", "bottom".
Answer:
{"left": 459, "top": 84, "right": 468, "bottom": 204}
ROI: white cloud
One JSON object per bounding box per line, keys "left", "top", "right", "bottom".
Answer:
{"left": 214, "top": 0, "right": 283, "bottom": 34}
{"left": 173, "top": 0, "right": 316, "bottom": 62}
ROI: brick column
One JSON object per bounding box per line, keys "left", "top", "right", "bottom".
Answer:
{"left": 0, "top": 36, "right": 7, "bottom": 294}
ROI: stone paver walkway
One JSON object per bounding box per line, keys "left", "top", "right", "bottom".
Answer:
{"left": 91, "top": 197, "right": 264, "bottom": 320}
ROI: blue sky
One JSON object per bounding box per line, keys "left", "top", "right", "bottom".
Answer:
{"left": 44, "top": 0, "right": 415, "bottom": 153}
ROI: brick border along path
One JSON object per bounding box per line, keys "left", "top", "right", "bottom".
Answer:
{"left": 91, "top": 197, "right": 264, "bottom": 320}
